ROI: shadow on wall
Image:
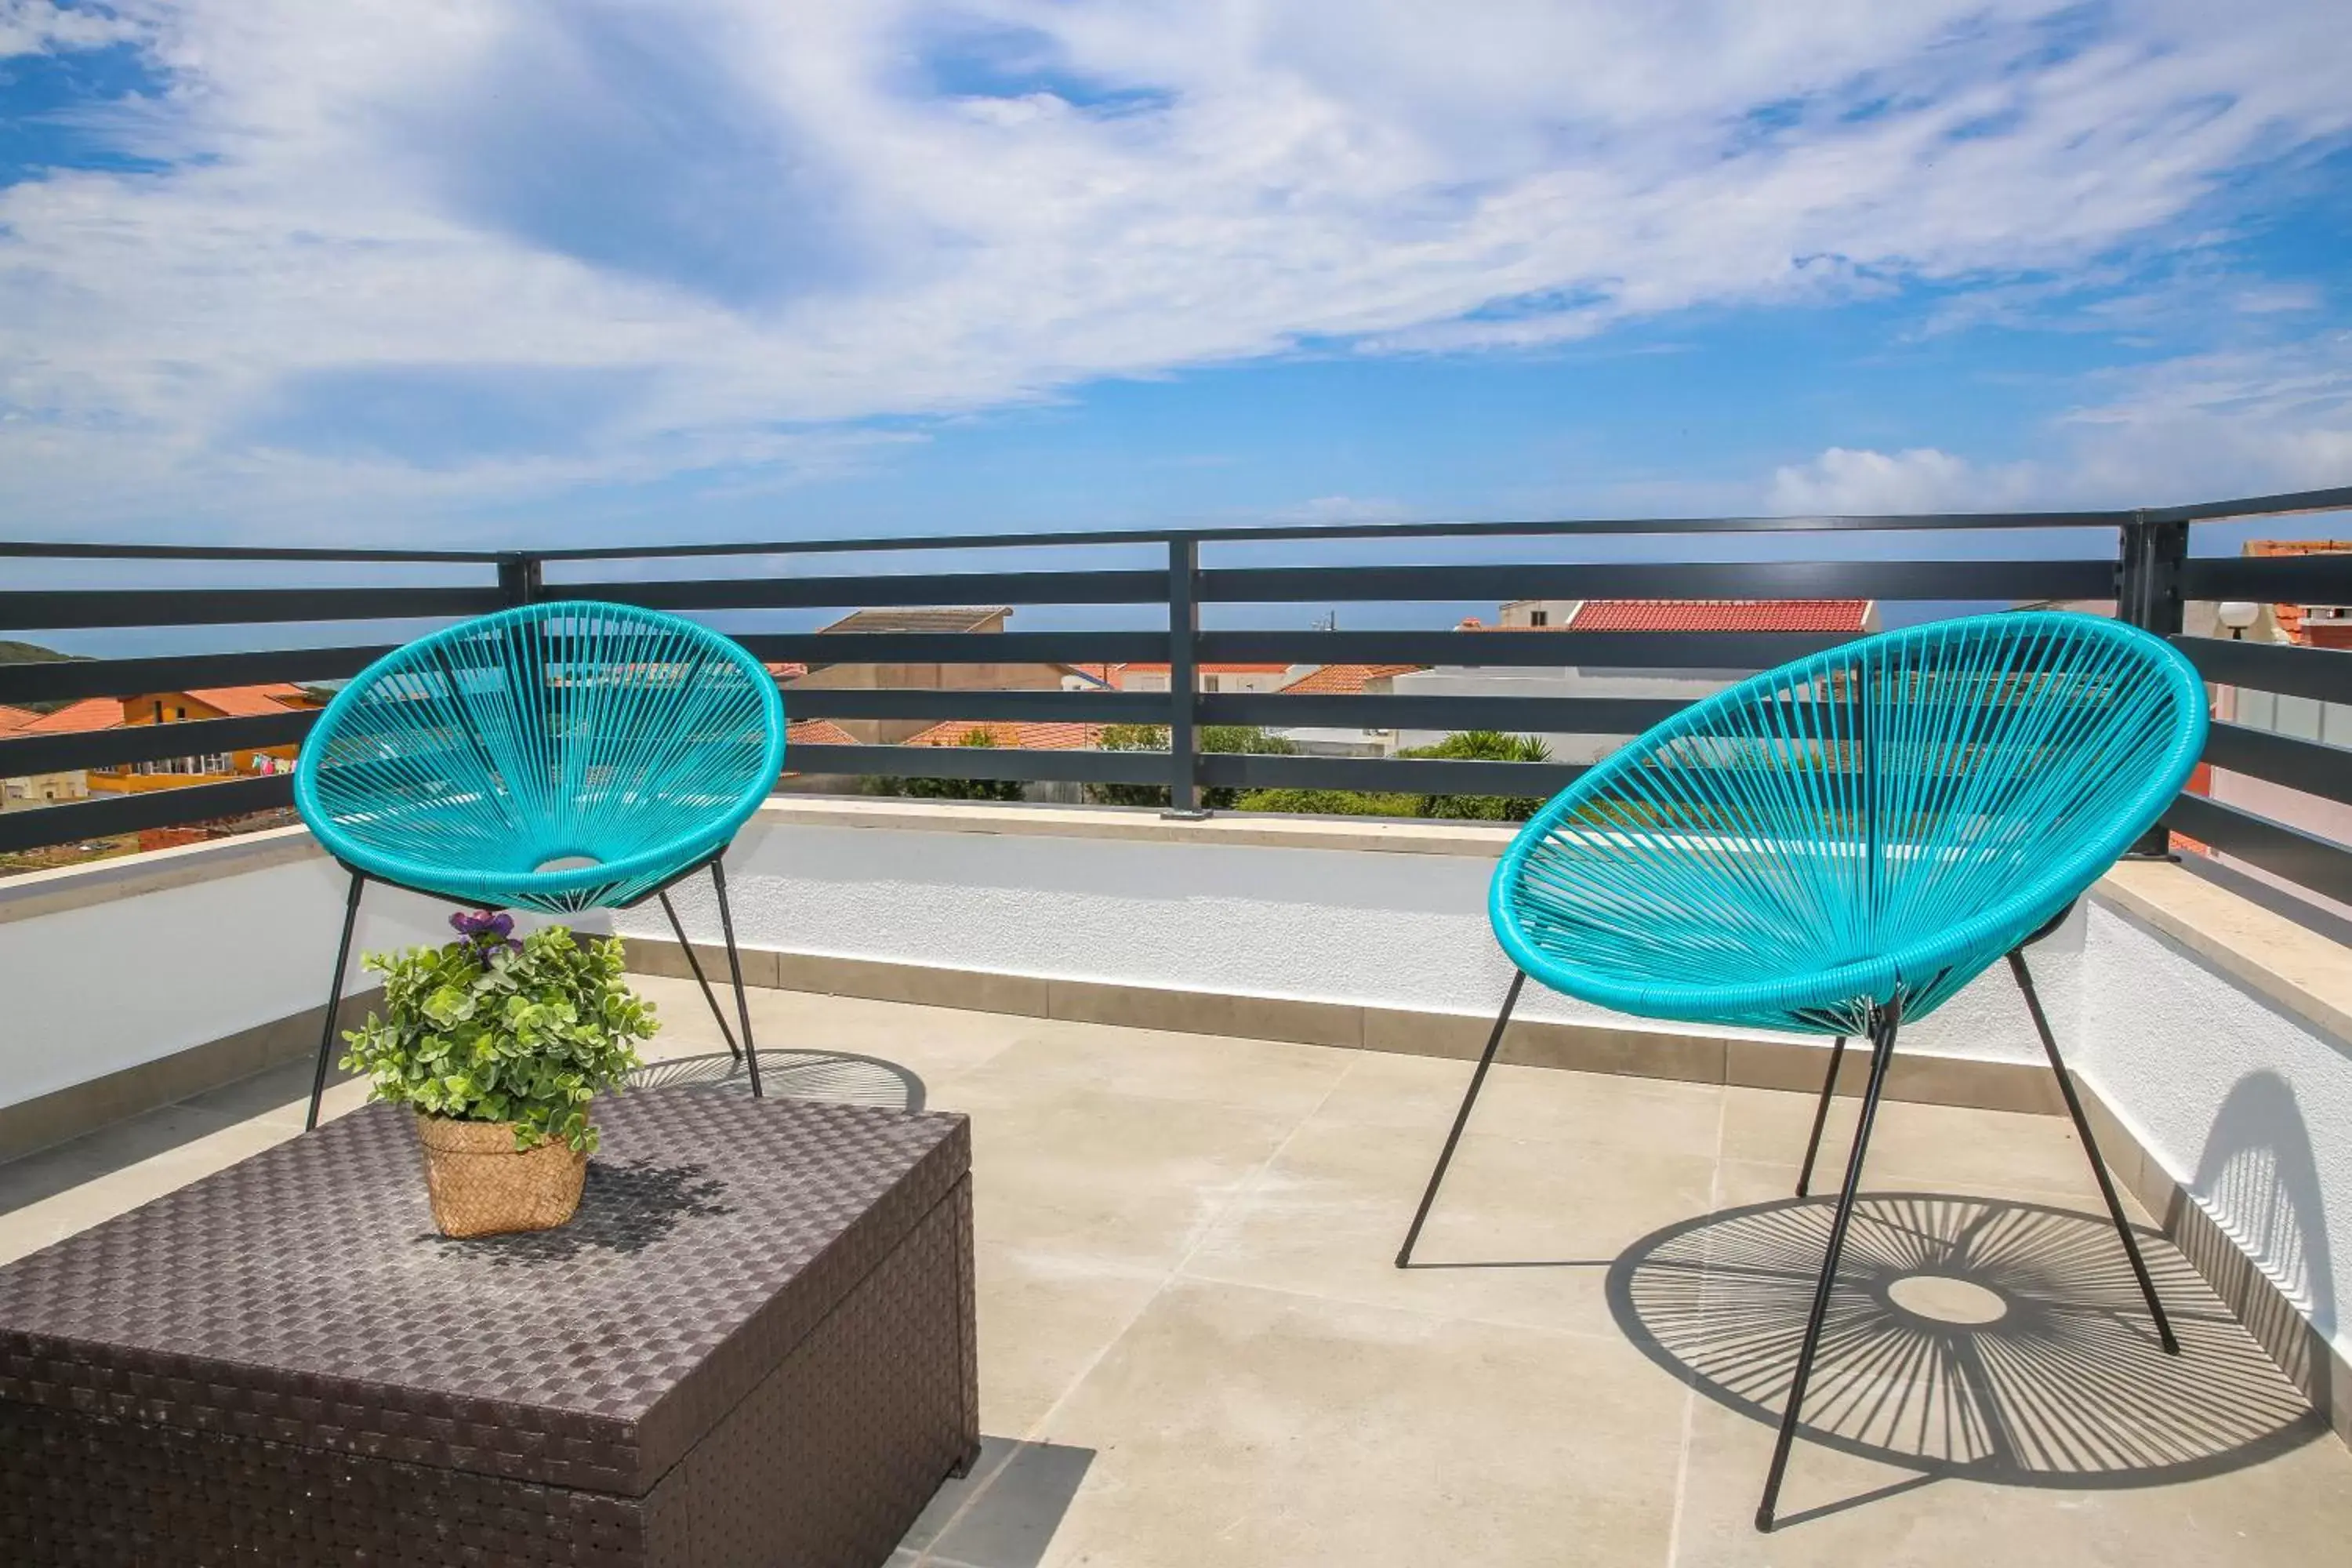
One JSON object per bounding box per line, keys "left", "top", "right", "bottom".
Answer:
{"left": 2182, "top": 1069, "right": 2337, "bottom": 1416}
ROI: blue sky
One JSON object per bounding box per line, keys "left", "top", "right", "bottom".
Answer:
{"left": 0, "top": 1, "right": 2348, "bottom": 553}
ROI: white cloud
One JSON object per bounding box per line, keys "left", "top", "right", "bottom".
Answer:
{"left": 1770, "top": 331, "right": 2352, "bottom": 512}
{"left": 1768, "top": 448, "right": 2041, "bottom": 515}
{"left": 1, "top": 0, "right": 2347, "bottom": 531}
{"left": 0, "top": 1, "right": 140, "bottom": 57}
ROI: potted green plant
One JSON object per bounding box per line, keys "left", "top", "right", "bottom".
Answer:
{"left": 339, "top": 911, "right": 657, "bottom": 1238}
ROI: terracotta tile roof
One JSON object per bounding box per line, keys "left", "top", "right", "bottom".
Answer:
{"left": 0, "top": 704, "right": 38, "bottom": 735}
{"left": 785, "top": 717, "right": 858, "bottom": 747}
{"left": 1566, "top": 599, "right": 1874, "bottom": 633}
{"left": 180, "top": 684, "right": 309, "bottom": 719}
{"left": 818, "top": 607, "right": 1010, "bottom": 634}
{"left": 20, "top": 697, "right": 122, "bottom": 735}
{"left": 1277, "top": 662, "right": 1425, "bottom": 695}
{"left": 902, "top": 720, "right": 1105, "bottom": 751}
{"left": 766, "top": 662, "right": 809, "bottom": 683}
{"left": 2247, "top": 540, "right": 2352, "bottom": 648}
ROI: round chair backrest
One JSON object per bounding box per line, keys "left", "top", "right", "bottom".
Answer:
{"left": 1493, "top": 612, "right": 2208, "bottom": 1031}
{"left": 295, "top": 601, "right": 786, "bottom": 912}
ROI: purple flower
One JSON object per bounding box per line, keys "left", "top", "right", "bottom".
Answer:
{"left": 449, "top": 908, "right": 523, "bottom": 964}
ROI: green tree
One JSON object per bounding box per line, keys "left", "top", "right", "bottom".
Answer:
{"left": 1229, "top": 731, "right": 1554, "bottom": 821}
{"left": 1085, "top": 724, "right": 1297, "bottom": 810}
{"left": 1230, "top": 786, "right": 1421, "bottom": 817}
{"left": 878, "top": 729, "right": 1026, "bottom": 803}
{"left": 1399, "top": 731, "right": 1553, "bottom": 821}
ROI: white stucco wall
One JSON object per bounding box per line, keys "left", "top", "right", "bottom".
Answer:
{"left": 631, "top": 812, "right": 2066, "bottom": 1063}
{"left": 0, "top": 835, "right": 585, "bottom": 1111}
{"left": 2074, "top": 902, "right": 2352, "bottom": 1367}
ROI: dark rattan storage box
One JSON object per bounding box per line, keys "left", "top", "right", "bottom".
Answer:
{"left": 0, "top": 1089, "right": 978, "bottom": 1566}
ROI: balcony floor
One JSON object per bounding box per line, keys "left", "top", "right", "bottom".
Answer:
{"left": 4, "top": 975, "right": 2350, "bottom": 1566}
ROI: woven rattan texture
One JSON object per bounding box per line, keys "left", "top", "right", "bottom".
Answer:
{"left": 0, "top": 1177, "right": 978, "bottom": 1566}
{"left": 673, "top": 1178, "right": 978, "bottom": 1568}
{"left": 0, "top": 1090, "right": 970, "bottom": 1497}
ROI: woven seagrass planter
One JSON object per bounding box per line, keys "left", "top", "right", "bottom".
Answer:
{"left": 415, "top": 1113, "right": 588, "bottom": 1239}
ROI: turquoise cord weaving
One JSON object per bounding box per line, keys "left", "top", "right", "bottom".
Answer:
{"left": 1490, "top": 612, "right": 2208, "bottom": 1036}
{"left": 294, "top": 601, "right": 786, "bottom": 913}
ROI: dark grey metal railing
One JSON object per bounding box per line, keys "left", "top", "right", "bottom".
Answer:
{"left": 3, "top": 488, "right": 2350, "bottom": 907}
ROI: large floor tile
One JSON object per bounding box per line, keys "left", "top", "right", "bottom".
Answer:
{"left": 1671, "top": 1381, "right": 2352, "bottom": 1566}
{"left": 1314, "top": 1049, "right": 1728, "bottom": 1157}
{"left": 972, "top": 1243, "right": 1166, "bottom": 1437}
{"left": 1182, "top": 1116, "right": 1721, "bottom": 1339}
{"left": 943, "top": 1028, "right": 1352, "bottom": 1121}
{"left": 1022, "top": 1277, "right": 1690, "bottom": 1568}
{"left": 961, "top": 1082, "right": 1305, "bottom": 1269}
{"left": 1720, "top": 1084, "right": 2106, "bottom": 1201}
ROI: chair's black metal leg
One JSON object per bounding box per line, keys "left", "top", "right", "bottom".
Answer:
{"left": 1757, "top": 998, "right": 1900, "bottom": 1533}
{"left": 1396, "top": 970, "right": 1525, "bottom": 1269}
{"left": 1795, "top": 1035, "right": 1848, "bottom": 1199}
{"left": 306, "top": 869, "right": 366, "bottom": 1131}
{"left": 710, "top": 859, "right": 764, "bottom": 1099}
{"left": 2007, "top": 949, "right": 2177, "bottom": 1353}
{"left": 657, "top": 888, "right": 742, "bottom": 1062}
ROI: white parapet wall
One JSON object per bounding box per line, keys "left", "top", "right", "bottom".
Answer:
{"left": 633, "top": 798, "right": 2075, "bottom": 1065}
{"left": 0, "top": 828, "right": 596, "bottom": 1118}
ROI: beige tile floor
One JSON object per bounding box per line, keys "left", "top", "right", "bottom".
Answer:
{"left": 3, "top": 974, "right": 2349, "bottom": 1566}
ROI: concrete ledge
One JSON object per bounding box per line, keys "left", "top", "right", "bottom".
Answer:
{"left": 743, "top": 795, "right": 1519, "bottom": 858}
{"left": 620, "top": 936, "right": 2064, "bottom": 1114}
{"left": 0, "top": 825, "right": 323, "bottom": 927}
{"left": 0, "top": 987, "right": 381, "bottom": 1166}
{"left": 2095, "top": 858, "right": 2352, "bottom": 1052}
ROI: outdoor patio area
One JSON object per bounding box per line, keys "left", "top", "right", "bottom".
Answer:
{"left": 2, "top": 972, "right": 2346, "bottom": 1567}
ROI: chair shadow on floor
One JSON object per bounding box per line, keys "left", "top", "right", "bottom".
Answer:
{"left": 1605, "top": 1190, "right": 2326, "bottom": 1526}
{"left": 898, "top": 1436, "right": 1097, "bottom": 1568}
{"left": 626, "top": 1048, "right": 927, "bottom": 1112}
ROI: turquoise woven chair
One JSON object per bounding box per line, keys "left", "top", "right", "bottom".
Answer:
{"left": 293, "top": 601, "right": 787, "bottom": 1128}
{"left": 1392, "top": 610, "right": 2207, "bottom": 1531}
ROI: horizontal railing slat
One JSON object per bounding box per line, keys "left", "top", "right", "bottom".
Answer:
{"left": 0, "top": 775, "right": 293, "bottom": 856}
{"left": 739, "top": 631, "right": 1171, "bottom": 666}
{"left": 561, "top": 569, "right": 1167, "bottom": 612}
{"left": 1199, "top": 559, "right": 2113, "bottom": 604}
{"left": 782, "top": 688, "right": 1166, "bottom": 724}
{"left": 782, "top": 742, "right": 1169, "bottom": 786}
{"left": 0, "top": 646, "right": 397, "bottom": 706}
{"left": 2143, "top": 484, "right": 2352, "bottom": 525}
{"left": 1198, "top": 691, "right": 1693, "bottom": 731}
{"left": 2169, "top": 636, "right": 2352, "bottom": 705}
{"left": 2163, "top": 793, "right": 2352, "bottom": 907}
{"left": 1196, "top": 629, "right": 1853, "bottom": 668}
{"left": 2203, "top": 724, "right": 2352, "bottom": 808}
{"left": 0, "top": 586, "right": 502, "bottom": 632}
{"left": 0, "top": 710, "right": 318, "bottom": 776}
{"left": 2182, "top": 555, "right": 2352, "bottom": 601}
{"left": 523, "top": 508, "right": 2142, "bottom": 561}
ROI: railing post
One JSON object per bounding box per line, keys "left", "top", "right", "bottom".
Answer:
{"left": 497, "top": 551, "right": 543, "bottom": 607}
{"left": 2116, "top": 508, "right": 2189, "bottom": 857}
{"left": 1164, "top": 535, "right": 1207, "bottom": 818}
